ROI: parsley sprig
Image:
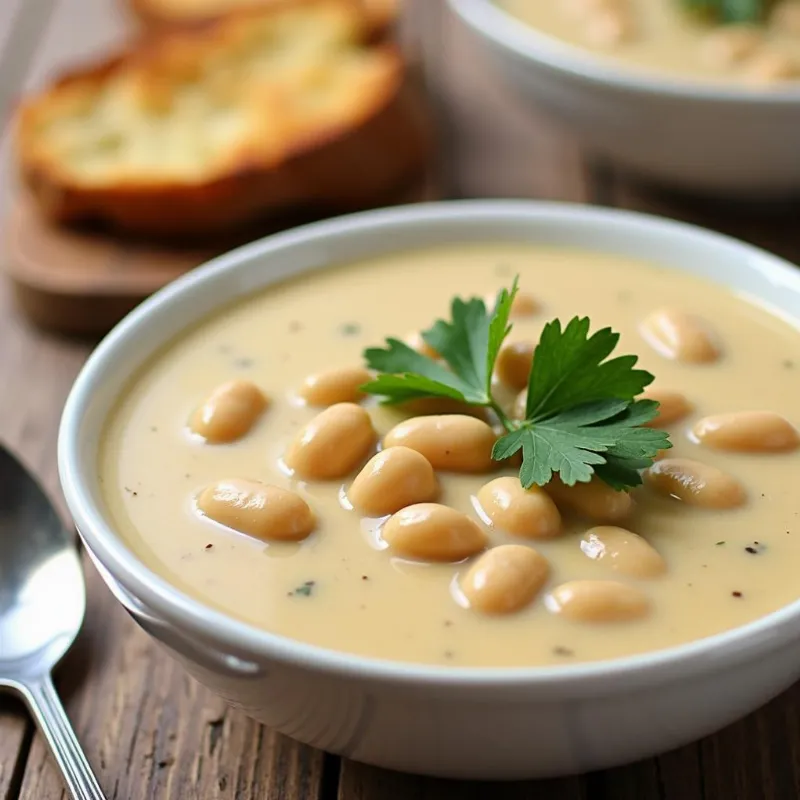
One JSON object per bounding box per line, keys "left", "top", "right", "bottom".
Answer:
{"left": 361, "top": 280, "right": 671, "bottom": 491}
{"left": 679, "top": 0, "right": 773, "bottom": 23}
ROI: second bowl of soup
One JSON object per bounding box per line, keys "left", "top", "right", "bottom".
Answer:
{"left": 450, "top": 0, "right": 800, "bottom": 196}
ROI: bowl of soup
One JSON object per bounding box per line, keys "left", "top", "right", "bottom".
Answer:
{"left": 448, "top": 0, "right": 800, "bottom": 196}
{"left": 59, "top": 200, "right": 800, "bottom": 779}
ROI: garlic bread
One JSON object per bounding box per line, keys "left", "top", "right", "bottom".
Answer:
{"left": 15, "top": 0, "right": 429, "bottom": 239}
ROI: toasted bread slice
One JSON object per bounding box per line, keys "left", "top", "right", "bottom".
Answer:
{"left": 130, "top": 0, "right": 399, "bottom": 32}
{"left": 15, "top": 0, "right": 429, "bottom": 239}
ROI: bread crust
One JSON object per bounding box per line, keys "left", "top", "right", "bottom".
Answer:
{"left": 129, "top": 0, "right": 399, "bottom": 33}
{"left": 129, "top": 0, "right": 398, "bottom": 32}
{"left": 15, "top": 0, "right": 429, "bottom": 240}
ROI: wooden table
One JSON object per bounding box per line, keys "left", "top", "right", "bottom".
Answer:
{"left": 2, "top": 1, "right": 800, "bottom": 797}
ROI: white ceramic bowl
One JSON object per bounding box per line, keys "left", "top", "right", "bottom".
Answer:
{"left": 448, "top": 0, "right": 800, "bottom": 197}
{"left": 59, "top": 201, "right": 800, "bottom": 780}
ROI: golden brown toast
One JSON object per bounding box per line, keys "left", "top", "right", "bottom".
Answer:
{"left": 15, "top": 0, "right": 429, "bottom": 240}
{"left": 130, "top": 0, "right": 399, "bottom": 31}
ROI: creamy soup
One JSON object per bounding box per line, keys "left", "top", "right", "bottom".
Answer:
{"left": 99, "top": 243, "right": 800, "bottom": 668}
{"left": 499, "top": 0, "right": 800, "bottom": 85}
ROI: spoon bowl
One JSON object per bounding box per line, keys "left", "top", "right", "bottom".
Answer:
{"left": 0, "top": 444, "right": 105, "bottom": 799}
{"left": 0, "top": 447, "right": 84, "bottom": 673}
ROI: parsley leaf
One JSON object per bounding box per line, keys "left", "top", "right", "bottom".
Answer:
{"left": 495, "top": 318, "right": 669, "bottom": 488}
{"left": 591, "top": 401, "right": 671, "bottom": 489}
{"left": 492, "top": 412, "right": 616, "bottom": 488}
{"left": 361, "top": 279, "right": 517, "bottom": 408}
{"left": 361, "top": 278, "right": 671, "bottom": 491}
{"left": 525, "top": 317, "right": 654, "bottom": 420}
{"left": 360, "top": 340, "right": 475, "bottom": 403}
{"left": 494, "top": 399, "right": 670, "bottom": 489}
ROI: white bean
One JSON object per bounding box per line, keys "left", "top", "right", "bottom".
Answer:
{"left": 476, "top": 477, "right": 562, "bottom": 539}
{"left": 581, "top": 526, "right": 666, "bottom": 578}
{"left": 382, "top": 503, "right": 487, "bottom": 562}
{"left": 645, "top": 458, "right": 745, "bottom": 509}
{"left": 461, "top": 545, "right": 549, "bottom": 614}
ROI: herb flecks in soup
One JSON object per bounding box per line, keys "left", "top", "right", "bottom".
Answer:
{"left": 100, "top": 243, "right": 800, "bottom": 667}
{"left": 499, "top": 0, "right": 800, "bottom": 85}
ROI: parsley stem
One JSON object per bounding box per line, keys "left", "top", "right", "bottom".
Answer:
{"left": 489, "top": 400, "right": 517, "bottom": 433}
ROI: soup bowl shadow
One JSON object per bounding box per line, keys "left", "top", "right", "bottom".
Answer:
{"left": 59, "top": 200, "right": 800, "bottom": 780}
{"left": 448, "top": 0, "right": 800, "bottom": 199}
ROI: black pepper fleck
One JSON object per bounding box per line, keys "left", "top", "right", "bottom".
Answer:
{"left": 732, "top": 591, "right": 743, "bottom": 598}
{"left": 361, "top": 575, "right": 369, "bottom": 581}
{"left": 205, "top": 544, "right": 213, "bottom": 551}
{"left": 716, "top": 541, "right": 726, "bottom": 546}
{"left": 553, "top": 646, "right": 574, "bottom": 657}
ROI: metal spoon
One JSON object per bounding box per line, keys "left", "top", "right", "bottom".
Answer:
{"left": 0, "top": 444, "right": 106, "bottom": 799}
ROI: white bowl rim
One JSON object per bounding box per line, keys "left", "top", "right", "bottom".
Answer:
{"left": 59, "top": 198, "right": 800, "bottom": 691}
{"left": 449, "top": 0, "right": 800, "bottom": 104}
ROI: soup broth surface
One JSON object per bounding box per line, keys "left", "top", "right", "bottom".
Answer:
{"left": 100, "top": 242, "right": 800, "bottom": 667}
{"left": 499, "top": 0, "right": 800, "bottom": 85}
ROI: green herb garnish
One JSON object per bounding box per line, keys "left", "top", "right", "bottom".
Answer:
{"left": 679, "top": 0, "right": 774, "bottom": 23}
{"left": 361, "top": 280, "right": 671, "bottom": 491}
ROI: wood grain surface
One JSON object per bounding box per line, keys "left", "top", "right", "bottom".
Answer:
{"left": 1, "top": 1, "right": 799, "bottom": 798}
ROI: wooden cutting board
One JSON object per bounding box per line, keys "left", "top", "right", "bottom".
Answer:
{"left": 4, "top": 193, "right": 215, "bottom": 336}
{"left": 4, "top": 170, "right": 439, "bottom": 336}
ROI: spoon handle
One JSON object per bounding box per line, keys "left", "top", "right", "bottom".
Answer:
{"left": 20, "top": 675, "right": 107, "bottom": 800}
